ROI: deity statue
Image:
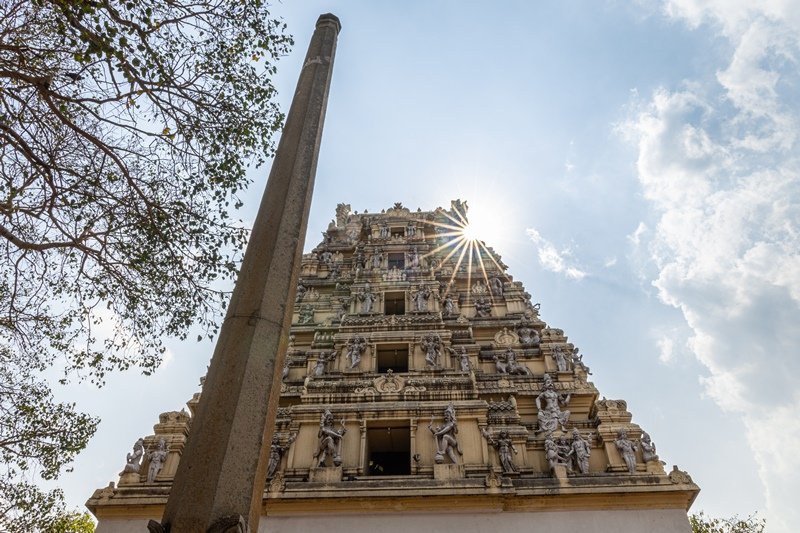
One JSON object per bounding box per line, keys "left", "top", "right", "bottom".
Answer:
{"left": 358, "top": 283, "right": 377, "bottom": 313}
{"left": 517, "top": 324, "right": 540, "bottom": 347}
{"left": 370, "top": 249, "right": 384, "bottom": 270}
{"left": 346, "top": 335, "right": 367, "bottom": 369}
{"left": 412, "top": 284, "right": 431, "bottom": 312}
{"left": 615, "top": 428, "right": 638, "bottom": 474}
{"left": 544, "top": 432, "right": 570, "bottom": 472}
{"left": 146, "top": 438, "right": 168, "bottom": 483}
{"left": 281, "top": 358, "right": 290, "bottom": 381}
{"left": 298, "top": 304, "right": 314, "bottom": 324}
{"left": 407, "top": 221, "right": 416, "bottom": 237}
{"left": 641, "top": 432, "right": 659, "bottom": 463}
{"left": 314, "top": 410, "right": 346, "bottom": 467}
{"left": 567, "top": 428, "right": 592, "bottom": 475}
{"left": 335, "top": 297, "right": 350, "bottom": 321}
{"left": 421, "top": 333, "right": 442, "bottom": 367}
{"left": 554, "top": 347, "right": 569, "bottom": 372}
{"left": 481, "top": 428, "right": 518, "bottom": 473}
{"left": 446, "top": 345, "right": 470, "bottom": 372}
{"left": 313, "top": 351, "right": 333, "bottom": 377}
{"left": 504, "top": 348, "right": 532, "bottom": 375}
{"left": 267, "top": 433, "right": 297, "bottom": 479}
{"left": 406, "top": 247, "right": 421, "bottom": 269}
{"left": 442, "top": 293, "right": 456, "bottom": 317}
{"left": 429, "top": 404, "right": 462, "bottom": 464}
{"left": 121, "top": 438, "right": 144, "bottom": 474}
{"left": 320, "top": 250, "right": 333, "bottom": 265}
{"left": 474, "top": 296, "right": 491, "bottom": 317}
{"left": 535, "top": 374, "right": 571, "bottom": 433}
{"left": 489, "top": 276, "right": 504, "bottom": 296}
{"left": 379, "top": 222, "right": 390, "bottom": 239}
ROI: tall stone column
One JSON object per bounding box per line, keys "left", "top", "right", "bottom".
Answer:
{"left": 156, "top": 14, "right": 341, "bottom": 533}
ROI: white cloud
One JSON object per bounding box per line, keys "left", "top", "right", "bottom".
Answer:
{"left": 628, "top": 222, "right": 648, "bottom": 246}
{"left": 656, "top": 335, "right": 676, "bottom": 364}
{"left": 623, "top": 2, "right": 800, "bottom": 530}
{"left": 525, "top": 228, "right": 587, "bottom": 280}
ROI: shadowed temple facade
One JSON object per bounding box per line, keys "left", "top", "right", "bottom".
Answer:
{"left": 88, "top": 200, "right": 699, "bottom": 532}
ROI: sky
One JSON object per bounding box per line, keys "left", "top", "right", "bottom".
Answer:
{"left": 51, "top": 2, "right": 799, "bottom": 531}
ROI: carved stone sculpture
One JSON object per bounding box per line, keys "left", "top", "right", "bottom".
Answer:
{"left": 535, "top": 374, "right": 571, "bottom": 433}
{"left": 407, "top": 247, "right": 421, "bottom": 269}
{"left": 504, "top": 348, "right": 531, "bottom": 375}
{"left": 335, "top": 203, "right": 351, "bottom": 227}
{"left": 335, "top": 297, "right": 350, "bottom": 321}
{"left": 567, "top": 428, "right": 591, "bottom": 475}
{"left": 298, "top": 304, "right": 314, "bottom": 324}
{"left": 406, "top": 221, "right": 416, "bottom": 237}
{"left": 346, "top": 335, "right": 367, "bottom": 369}
{"left": 314, "top": 410, "right": 346, "bottom": 468}
{"left": 421, "top": 333, "right": 442, "bottom": 367}
{"left": 412, "top": 284, "right": 431, "bottom": 312}
{"left": 641, "top": 432, "right": 659, "bottom": 463}
{"left": 313, "top": 352, "right": 333, "bottom": 377}
{"left": 358, "top": 283, "right": 377, "bottom": 313}
{"left": 544, "top": 432, "right": 570, "bottom": 472}
{"left": 267, "top": 433, "right": 297, "bottom": 479}
{"left": 490, "top": 276, "right": 504, "bottom": 296}
{"left": 442, "top": 294, "right": 456, "bottom": 317}
{"left": 379, "top": 222, "right": 390, "bottom": 239}
{"left": 517, "top": 323, "right": 540, "bottom": 347}
{"left": 429, "top": 404, "right": 462, "bottom": 464}
{"left": 370, "top": 248, "right": 384, "bottom": 270}
{"left": 474, "top": 295, "right": 491, "bottom": 317}
{"left": 615, "top": 428, "right": 638, "bottom": 474}
{"left": 121, "top": 438, "right": 144, "bottom": 474}
{"left": 450, "top": 346, "right": 470, "bottom": 372}
{"left": 481, "top": 428, "right": 518, "bottom": 473}
{"left": 281, "top": 359, "right": 290, "bottom": 381}
{"left": 554, "top": 347, "right": 569, "bottom": 372}
{"left": 295, "top": 283, "right": 307, "bottom": 302}
{"left": 147, "top": 438, "right": 168, "bottom": 483}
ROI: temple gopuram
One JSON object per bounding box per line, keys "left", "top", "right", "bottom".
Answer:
{"left": 88, "top": 200, "right": 699, "bottom": 532}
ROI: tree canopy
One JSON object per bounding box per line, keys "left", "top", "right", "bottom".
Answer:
{"left": 690, "top": 512, "right": 766, "bottom": 533}
{"left": 0, "top": 0, "right": 292, "bottom": 528}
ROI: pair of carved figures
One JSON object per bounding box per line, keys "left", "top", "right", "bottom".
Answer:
{"left": 544, "top": 429, "right": 591, "bottom": 475}
{"left": 447, "top": 345, "right": 471, "bottom": 372}
{"left": 494, "top": 348, "right": 531, "bottom": 375}
{"left": 615, "top": 428, "right": 658, "bottom": 473}
{"left": 429, "top": 404, "right": 462, "bottom": 464}
{"left": 314, "top": 410, "right": 347, "bottom": 467}
{"left": 474, "top": 295, "right": 492, "bottom": 317}
{"left": 535, "top": 374, "right": 571, "bottom": 432}
{"left": 121, "top": 437, "right": 167, "bottom": 483}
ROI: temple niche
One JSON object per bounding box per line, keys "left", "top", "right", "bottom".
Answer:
{"left": 87, "top": 201, "right": 698, "bottom": 532}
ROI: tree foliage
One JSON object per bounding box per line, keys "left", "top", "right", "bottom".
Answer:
{"left": 0, "top": 0, "right": 292, "bottom": 527}
{"left": 690, "top": 512, "right": 766, "bottom": 533}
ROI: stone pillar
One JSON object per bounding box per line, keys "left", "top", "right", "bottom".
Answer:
{"left": 157, "top": 13, "right": 340, "bottom": 533}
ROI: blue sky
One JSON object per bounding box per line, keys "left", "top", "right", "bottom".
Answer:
{"left": 55, "top": 2, "right": 799, "bottom": 530}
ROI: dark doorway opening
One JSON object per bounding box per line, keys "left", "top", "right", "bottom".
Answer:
{"left": 367, "top": 423, "right": 410, "bottom": 476}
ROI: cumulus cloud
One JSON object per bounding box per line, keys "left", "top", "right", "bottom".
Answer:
{"left": 525, "top": 228, "right": 587, "bottom": 280}
{"left": 623, "top": 2, "right": 800, "bottom": 530}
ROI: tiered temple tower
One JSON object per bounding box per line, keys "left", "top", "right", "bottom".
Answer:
{"left": 88, "top": 200, "right": 699, "bottom": 532}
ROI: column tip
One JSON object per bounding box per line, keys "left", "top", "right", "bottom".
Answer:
{"left": 316, "top": 13, "right": 341, "bottom": 33}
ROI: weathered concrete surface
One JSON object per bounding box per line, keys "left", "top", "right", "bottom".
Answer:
{"left": 159, "top": 13, "right": 340, "bottom": 532}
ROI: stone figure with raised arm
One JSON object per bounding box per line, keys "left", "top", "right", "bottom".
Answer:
{"left": 615, "top": 428, "right": 638, "bottom": 474}
{"left": 474, "top": 295, "right": 491, "bottom": 317}
{"left": 441, "top": 293, "right": 455, "bottom": 317}
{"left": 146, "top": 438, "right": 168, "bottom": 483}
{"left": 429, "top": 404, "right": 463, "bottom": 464}
{"left": 567, "top": 428, "right": 592, "bottom": 474}
{"left": 447, "top": 345, "right": 471, "bottom": 372}
{"left": 267, "top": 433, "right": 297, "bottom": 479}
{"left": 544, "top": 432, "right": 569, "bottom": 471}
{"left": 481, "top": 428, "right": 518, "bottom": 473}
{"left": 517, "top": 324, "right": 540, "bottom": 347}
{"left": 314, "top": 410, "right": 346, "bottom": 467}
{"left": 412, "top": 284, "right": 431, "bottom": 312}
{"left": 421, "top": 333, "right": 442, "bottom": 367}
{"left": 313, "top": 351, "right": 333, "bottom": 377}
{"left": 535, "top": 374, "right": 571, "bottom": 432}
{"left": 121, "top": 438, "right": 144, "bottom": 474}
{"left": 346, "top": 335, "right": 367, "bottom": 369}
